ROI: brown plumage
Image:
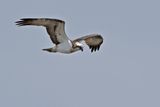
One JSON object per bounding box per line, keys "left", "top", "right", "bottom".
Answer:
{"left": 16, "top": 18, "right": 103, "bottom": 53}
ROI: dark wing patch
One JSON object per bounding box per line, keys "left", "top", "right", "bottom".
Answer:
{"left": 46, "top": 26, "right": 60, "bottom": 45}
{"left": 15, "top": 18, "right": 64, "bottom": 26}
{"left": 85, "top": 35, "right": 103, "bottom": 52}
{"left": 15, "top": 18, "right": 69, "bottom": 45}
{"left": 73, "top": 34, "right": 103, "bottom": 52}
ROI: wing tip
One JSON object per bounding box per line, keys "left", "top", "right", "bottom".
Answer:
{"left": 15, "top": 21, "right": 25, "bottom": 26}
{"left": 90, "top": 35, "right": 103, "bottom": 52}
{"left": 15, "top": 18, "right": 31, "bottom": 26}
{"left": 90, "top": 45, "right": 102, "bottom": 53}
{"left": 15, "top": 18, "right": 65, "bottom": 26}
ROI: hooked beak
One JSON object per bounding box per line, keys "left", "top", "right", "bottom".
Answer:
{"left": 79, "top": 46, "right": 83, "bottom": 52}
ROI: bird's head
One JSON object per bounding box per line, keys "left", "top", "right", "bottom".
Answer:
{"left": 74, "top": 42, "right": 83, "bottom": 52}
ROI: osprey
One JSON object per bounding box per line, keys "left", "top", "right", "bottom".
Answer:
{"left": 16, "top": 18, "right": 103, "bottom": 54}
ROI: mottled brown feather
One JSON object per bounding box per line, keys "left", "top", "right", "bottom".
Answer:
{"left": 73, "top": 34, "right": 103, "bottom": 52}
{"left": 15, "top": 18, "right": 68, "bottom": 45}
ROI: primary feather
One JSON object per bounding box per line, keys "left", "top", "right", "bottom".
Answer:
{"left": 16, "top": 18, "right": 103, "bottom": 53}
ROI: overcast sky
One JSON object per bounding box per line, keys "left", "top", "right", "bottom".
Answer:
{"left": 0, "top": 0, "right": 160, "bottom": 107}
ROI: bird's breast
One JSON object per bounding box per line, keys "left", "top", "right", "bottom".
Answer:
{"left": 56, "top": 40, "right": 73, "bottom": 53}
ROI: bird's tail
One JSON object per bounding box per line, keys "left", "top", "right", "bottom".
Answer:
{"left": 42, "top": 48, "right": 56, "bottom": 53}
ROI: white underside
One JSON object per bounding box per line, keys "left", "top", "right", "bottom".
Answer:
{"left": 56, "top": 40, "right": 73, "bottom": 53}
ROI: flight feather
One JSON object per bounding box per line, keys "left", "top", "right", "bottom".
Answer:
{"left": 73, "top": 34, "right": 103, "bottom": 52}
{"left": 15, "top": 18, "right": 69, "bottom": 45}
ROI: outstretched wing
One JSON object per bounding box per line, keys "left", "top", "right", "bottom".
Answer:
{"left": 15, "top": 18, "right": 69, "bottom": 45}
{"left": 73, "top": 34, "right": 103, "bottom": 52}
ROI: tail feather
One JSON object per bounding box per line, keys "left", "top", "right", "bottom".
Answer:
{"left": 42, "top": 48, "right": 56, "bottom": 53}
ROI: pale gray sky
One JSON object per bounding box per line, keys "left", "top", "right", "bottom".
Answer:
{"left": 0, "top": 0, "right": 160, "bottom": 107}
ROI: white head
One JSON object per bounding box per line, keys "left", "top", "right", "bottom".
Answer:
{"left": 74, "top": 42, "right": 83, "bottom": 51}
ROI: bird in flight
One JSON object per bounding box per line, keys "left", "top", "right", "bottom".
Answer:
{"left": 15, "top": 18, "right": 103, "bottom": 54}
